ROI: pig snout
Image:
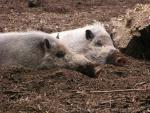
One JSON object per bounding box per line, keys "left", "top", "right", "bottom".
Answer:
{"left": 76, "top": 63, "right": 96, "bottom": 77}
{"left": 106, "top": 51, "right": 127, "bottom": 66}
{"left": 66, "top": 54, "right": 96, "bottom": 77}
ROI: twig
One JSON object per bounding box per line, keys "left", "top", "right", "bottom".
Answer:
{"left": 134, "top": 82, "right": 146, "bottom": 87}
{"left": 89, "top": 88, "right": 149, "bottom": 93}
{"left": 1, "top": 90, "right": 24, "bottom": 94}
{"left": 71, "top": 88, "right": 150, "bottom": 94}
{"left": 99, "top": 100, "right": 114, "bottom": 105}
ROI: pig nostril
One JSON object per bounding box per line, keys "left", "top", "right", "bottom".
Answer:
{"left": 106, "top": 51, "right": 127, "bottom": 66}
{"left": 116, "top": 57, "right": 127, "bottom": 66}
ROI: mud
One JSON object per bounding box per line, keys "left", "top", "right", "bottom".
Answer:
{"left": 1, "top": 0, "right": 150, "bottom": 113}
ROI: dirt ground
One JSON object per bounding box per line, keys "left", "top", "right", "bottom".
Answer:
{"left": 1, "top": 0, "right": 150, "bottom": 113}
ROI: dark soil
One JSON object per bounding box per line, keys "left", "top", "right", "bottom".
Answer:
{"left": 125, "top": 25, "right": 150, "bottom": 59}
{"left": 0, "top": 0, "right": 150, "bottom": 113}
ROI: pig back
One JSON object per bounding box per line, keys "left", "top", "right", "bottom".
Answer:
{"left": 0, "top": 33, "right": 46, "bottom": 68}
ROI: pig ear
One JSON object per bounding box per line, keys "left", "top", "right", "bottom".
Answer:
{"left": 56, "top": 33, "right": 59, "bottom": 39}
{"left": 44, "top": 39, "right": 51, "bottom": 49}
{"left": 86, "top": 30, "right": 95, "bottom": 40}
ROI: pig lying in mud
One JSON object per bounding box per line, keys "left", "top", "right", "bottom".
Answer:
{"left": 0, "top": 31, "right": 96, "bottom": 77}
{"left": 50, "top": 22, "right": 127, "bottom": 66}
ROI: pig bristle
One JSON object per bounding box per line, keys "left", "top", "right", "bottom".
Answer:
{"left": 84, "top": 21, "right": 106, "bottom": 33}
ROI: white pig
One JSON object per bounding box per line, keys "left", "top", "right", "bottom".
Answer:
{"left": 0, "top": 31, "right": 96, "bottom": 77}
{"left": 50, "top": 22, "right": 127, "bottom": 66}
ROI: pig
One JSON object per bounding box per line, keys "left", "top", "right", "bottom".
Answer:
{"left": 49, "top": 22, "right": 127, "bottom": 66}
{"left": 0, "top": 31, "right": 96, "bottom": 77}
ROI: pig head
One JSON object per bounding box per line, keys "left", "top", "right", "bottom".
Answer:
{"left": 50, "top": 22, "right": 127, "bottom": 66}
{"left": 85, "top": 29, "right": 127, "bottom": 66}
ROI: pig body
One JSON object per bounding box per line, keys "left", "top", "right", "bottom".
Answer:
{"left": 0, "top": 31, "right": 95, "bottom": 76}
{"left": 50, "top": 22, "right": 126, "bottom": 65}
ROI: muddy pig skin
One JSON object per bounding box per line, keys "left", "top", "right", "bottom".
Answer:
{"left": 50, "top": 22, "right": 127, "bottom": 66}
{"left": 0, "top": 31, "right": 96, "bottom": 77}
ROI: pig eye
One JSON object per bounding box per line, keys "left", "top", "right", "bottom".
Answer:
{"left": 56, "top": 51, "right": 65, "bottom": 58}
{"left": 95, "top": 40, "right": 102, "bottom": 47}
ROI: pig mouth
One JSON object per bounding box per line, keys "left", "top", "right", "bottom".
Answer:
{"left": 64, "top": 63, "right": 96, "bottom": 77}
{"left": 76, "top": 64, "right": 96, "bottom": 77}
